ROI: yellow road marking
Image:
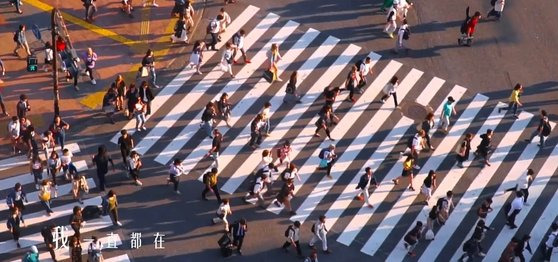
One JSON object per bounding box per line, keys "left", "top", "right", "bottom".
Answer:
{"left": 24, "top": 0, "right": 138, "bottom": 47}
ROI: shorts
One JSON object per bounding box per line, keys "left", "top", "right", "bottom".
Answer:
{"left": 401, "top": 168, "right": 412, "bottom": 177}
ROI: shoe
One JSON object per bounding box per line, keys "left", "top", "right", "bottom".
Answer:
{"left": 479, "top": 252, "right": 486, "bottom": 257}
{"left": 154, "top": 85, "right": 160, "bottom": 89}
{"left": 355, "top": 195, "right": 364, "bottom": 201}
{"left": 78, "top": 199, "right": 84, "bottom": 204}
{"left": 175, "top": 190, "right": 181, "bottom": 194}
{"left": 264, "top": 133, "right": 270, "bottom": 137}
{"left": 413, "top": 165, "right": 421, "bottom": 169}
{"left": 274, "top": 200, "right": 281, "bottom": 207}
{"left": 524, "top": 139, "right": 531, "bottom": 142}
{"left": 277, "top": 78, "right": 283, "bottom": 82}
{"left": 141, "top": 126, "right": 146, "bottom": 131}
{"left": 289, "top": 211, "right": 297, "bottom": 216}
{"left": 91, "top": 79, "right": 96, "bottom": 85}
{"left": 509, "top": 224, "right": 517, "bottom": 229}
{"left": 244, "top": 59, "right": 251, "bottom": 63}
{"left": 326, "top": 175, "right": 333, "bottom": 179}
{"left": 329, "top": 137, "right": 335, "bottom": 141}
{"left": 367, "top": 204, "right": 374, "bottom": 208}
{"left": 233, "top": 60, "right": 239, "bottom": 65}
{"left": 142, "top": 3, "right": 147, "bottom": 7}
{"left": 407, "top": 251, "right": 416, "bottom": 257}
{"left": 74, "top": 85, "right": 80, "bottom": 91}
{"left": 512, "top": 115, "right": 519, "bottom": 119}
{"left": 117, "top": 221, "right": 123, "bottom": 226}
{"left": 380, "top": 99, "right": 385, "bottom": 104}
{"left": 388, "top": 33, "right": 394, "bottom": 39}
{"left": 16, "top": 242, "right": 21, "bottom": 248}
{"left": 35, "top": 184, "right": 40, "bottom": 190}
{"left": 135, "top": 180, "right": 143, "bottom": 186}
{"left": 456, "top": 163, "right": 464, "bottom": 168}
{"left": 211, "top": 48, "right": 218, "bottom": 51}
{"left": 498, "top": 108, "right": 502, "bottom": 114}
{"left": 137, "top": 128, "right": 141, "bottom": 131}
{"left": 18, "top": 10, "right": 23, "bottom": 14}
{"left": 152, "top": 3, "right": 159, "bottom": 7}
{"left": 392, "top": 179, "right": 399, "bottom": 185}
{"left": 314, "top": 133, "right": 321, "bottom": 137}
{"left": 408, "top": 187, "right": 415, "bottom": 191}
{"left": 524, "top": 202, "right": 530, "bottom": 206}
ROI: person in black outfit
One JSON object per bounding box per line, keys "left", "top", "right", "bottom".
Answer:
{"left": 16, "top": 94, "right": 30, "bottom": 119}
{"left": 92, "top": 145, "right": 115, "bottom": 192}
{"left": 323, "top": 86, "right": 339, "bottom": 107}
{"left": 229, "top": 218, "right": 247, "bottom": 255}
{"left": 477, "top": 197, "right": 493, "bottom": 221}
{"left": 249, "top": 114, "right": 263, "bottom": 149}
{"left": 141, "top": 49, "right": 159, "bottom": 88}
{"left": 7, "top": 208, "right": 25, "bottom": 248}
{"left": 513, "top": 234, "right": 532, "bottom": 262}
{"left": 117, "top": 129, "right": 134, "bottom": 168}
{"left": 421, "top": 112, "right": 435, "bottom": 150}
{"left": 138, "top": 81, "right": 154, "bottom": 115}
{"left": 475, "top": 129, "right": 493, "bottom": 166}
{"left": 41, "top": 224, "right": 57, "bottom": 261}
{"left": 456, "top": 133, "right": 473, "bottom": 168}
{"left": 126, "top": 84, "right": 139, "bottom": 119}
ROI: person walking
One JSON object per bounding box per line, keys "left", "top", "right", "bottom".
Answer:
{"left": 84, "top": 48, "right": 97, "bottom": 85}
{"left": 345, "top": 65, "right": 358, "bottom": 103}
{"left": 314, "top": 105, "right": 335, "bottom": 140}
{"left": 232, "top": 29, "right": 250, "bottom": 64}
{"left": 41, "top": 224, "right": 57, "bottom": 261}
{"left": 504, "top": 169, "right": 534, "bottom": 205}
{"left": 269, "top": 43, "right": 282, "bottom": 81}
{"left": 8, "top": 116, "right": 21, "bottom": 154}
{"left": 309, "top": 215, "right": 331, "bottom": 254}
{"left": 7, "top": 208, "right": 25, "bottom": 248}
{"left": 380, "top": 75, "right": 399, "bottom": 107}
{"left": 244, "top": 173, "right": 269, "bottom": 208}
{"left": 117, "top": 129, "right": 134, "bottom": 168}
{"left": 133, "top": 100, "right": 147, "bottom": 131}
{"left": 171, "top": 16, "right": 188, "bottom": 43}
{"left": 323, "top": 86, "right": 340, "bottom": 107}
{"left": 355, "top": 167, "right": 375, "bottom": 208}
{"left": 41, "top": 42, "right": 54, "bottom": 72}
{"left": 92, "top": 145, "right": 115, "bottom": 193}
{"left": 168, "top": 158, "right": 185, "bottom": 194}
{"left": 456, "top": 133, "right": 473, "bottom": 168}
{"left": 71, "top": 171, "right": 89, "bottom": 204}
{"left": 249, "top": 114, "right": 264, "bottom": 149}
{"left": 6, "top": 183, "right": 28, "bottom": 216}
{"left": 214, "top": 199, "right": 232, "bottom": 231}
{"left": 424, "top": 205, "right": 439, "bottom": 240}
{"left": 477, "top": 197, "right": 493, "bottom": 221}
{"left": 13, "top": 25, "right": 31, "bottom": 57}
{"left": 471, "top": 220, "right": 493, "bottom": 256}
{"left": 202, "top": 167, "right": 221, "bottom": 203}
{"left": 438, "top": 96, "right": 457, "bottom": 133}
{"left": 29, "top": 154, "right": 43, "bottom": 190}
{"left": 358, "top": 57, "right": 373, "bottom": 87}
{"left": 126, "top": 83, "right": 139, "bottom": 119}
{"left": 403, "top": 221, "right": 423, "bottom": 257}
{"left": 499, "top": 83, "right": 523, "bottom": 119}
{"left": 114, "top": 75, "right": 127, "bottom": 111}
{"left": 69, "top": 206, "right": 84, "bottom": 237}
{"left": 216, "top": 93, "right": 232, "bottom": 127}
{"left": 221, "top": 42, "right": 235, "bottom": 78}
{"left": 41, "top": 131, "right": 55, "bottom": 164}
{"left": 121, "top": 0, "right": 134, "bottom": 18}
{"left": 207, "top": 15, "right": 222, "bottom": 51}
{"left": 16, "top": 94, "right": 31, "bottom": 119}
{"left": 201, "top": 102, "right": 216, "bottom": 138}
{"left": 513, "top": 234, "right": 532, "bottom": 262}
{"left": 61, "top": 148, "right": 77, "bottom": 181}
{"left": 102, "top": 86, "right": 117, "bottom": 124}
{"left": 70, "top": 236, "right": 82, "bottom": 262}
{"left": 318, "top": 144, "right": 337, "bottom": 178}
{"left": 87, "top": 236, "right": 104, "bottom": 261}
{"left": 50, "top": 115, "right": 70, "bottom": 150}
{"left": 82, "top": 0, "right": 97, "bottom": 22}
{"left": 218, "top": 8, "right": 231, "bottom": 32}
{"left": 282, "top": 221, "right": 303, "bottom": 258}
{"left": 525, "top": 109, "right": 551, "bottom": 147}
{"left": 505, "top": 191, "right": 523, "bottom": 229}
{"left": 206, "top": 129, "right": 223, "bottom": 168}
{"left": 304, "top": 250, "right": 319, "bottom": 262}
{"left": 393, "top": 155, "right": 416, "bottom": 191}
{"left": 459, "top": 10, "right": 481, "bottom": 46}
{"left": 401, "top": 129, "right": 426, "bottom": 169}
{"left": 419, "top": 170, "right": 437, "bottom": 205}
{"left": 138, "top": 81, "right": 154, "bottom": 116}
{"left": 394, "top": 19, "right": 410, "bottom": 54}
{"left": 127, "top": 150, "right": 143, "bottom": 186}
{"left": 384, "top": 4, "right": 398, "bottom": 38}
{"left": 421, "top": 112, "right": 436, "bottom": 150}
{"left": 276, "top": 140, "right": 293, "bottom": 167}
{"left": 188, "top": 41, "right": 204, "bottom": 74}
{"left": 261, "top": 102, "right": 272, "bottom": 136}
{"left": 141, "top": 49, "right": 159, "bottom": 88}
{"left": 284, "top": 71, "right": 301, "bottom": 104}
{"left": 105, "top": 190, "right": 122, "bottom": 226}
{"left": 437, "top": 190, "right": 454, "bottom": 225}
{"left": 543, "top": 222, "right": 558, "bottom": 261}
{"left": 487, "top": 0, "right": 505, "bottom": 20}
{"left": 274, "top": 178, "right": 296, "bottom": 215}
{"left": 229, "top": 218, "right": 247, "bottom": 255}
{"left": 475, "top": 129, "right": 494, "bottom": 167}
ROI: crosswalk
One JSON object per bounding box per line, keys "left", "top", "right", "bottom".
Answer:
{"left": 0, "top": 144, "right": 130, "bottom": 261}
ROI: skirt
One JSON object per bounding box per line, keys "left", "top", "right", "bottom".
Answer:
{"left": 189, "top": 53, "right": 201, "bottom": 65}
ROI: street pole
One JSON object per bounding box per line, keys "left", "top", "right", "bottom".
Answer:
{"left": 52, "top": 8, "right": 60, "bottom": 116}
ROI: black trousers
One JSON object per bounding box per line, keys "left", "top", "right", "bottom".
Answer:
{"left": 381, "top": 92, "right": 398, "bottom": 107}
{"left": 202, "top": 185, "right": 221, "bottom": 203}
{"left": 233, "top": 236, "right": 244, "bottom": 251}
{"left": 326, "top": 158, "right": 336, "bottom": 177}
{"left": 209, "top": 33, "right": 218, "bottom": 50}
{"left": 507, "top": 209, "right": 520, "bottom": 226}
{"left": 170, "top": 175, "right": 180, "bottom": 191}
{"left": 249, "top": 132, "right": 262, "bottom": 146}
{"left": 121, "top": 148, "right": 130, "bottom": 166}
{"left": 97, "top": 172, "right": 106, "bottom": 192}
{"left": 282, "top": 240, "right": 302, "bottom": 255}
{"left": 85, "top": 67, "right": 94, "bottom": 80}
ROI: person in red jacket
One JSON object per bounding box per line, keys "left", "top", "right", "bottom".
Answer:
{"left": 466, "top": 11, "right": 481, "bottom": 37}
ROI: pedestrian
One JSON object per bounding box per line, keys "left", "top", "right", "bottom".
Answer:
{"left": 423, "top": 204, "right": 438, "bottom": 240}
{"left": 505, "top": 191, "right": 523, "bottom": 229}
{"left": 7, "top": 207, "right": 25, "bottom": 248}
{"left": 188, "top": 40, "right": 204, "bottom": 74}
{"left": 275, "top": 140, "right": 292, "bottom": 167}
{"left": 513, "top": 234, "right": 532, "bottom": 262}
{"left": 219, "top": 8, "right": 231, "bottom": 31}
{"left": 487, "top": 0, "right": 505, "bottom": 20}
{"left": 438, "top": 96, "right": 457, "bottom": 133}
{"left": 216, "top": 93, "right": 232, "bottom": 127}
{"left": 284, "top": 71, "right": 301, "bottom": 104}
{"left": 344, "top": 65, "right": 359, "bottom": 103}
{"left": 41, "top": 130, "right": 55, "bottom": 163}
{"left": 92, "top": 145, "right": 115, "bottom": 193}
{"left": 459, "top": 237, "right": 482, "bottom": 261}
{"left": 206, "top": 129, "right": 223, "bottom": 168}
{"left": 394, "top": 19, "right": 410, "bottom": 54}
{"left": 29, "top": 154, "right": 43, "bottom": 190}
{"left": 459, "top": 10, "right": 481, "bottom": 46}
{"left": 13, "top": 25, "right": 31, "bottom": 57}
{"left": 282, "top": 220, "right": 303, "bottom": 258}
{"left": 304, "top": 250, "right": 319, "bottom": 262}
{"left": 117, "top": 129, "right": 134, "bottom": 168}
{"left": 401, "top": 130, "right": 425, "bottom": 169}
{"left": 456, "top": 133, "right": 473, "bottom": 168}
{"left": 104, "top": 190, "right": 122, "bottom": 226}
{"left": 22, "top": 125, "right": 39, "bottom": 159}
{"left": 279, "top": 163, "right": 301, "bottom": 183}
{"left": 274, "top": 178, "right": 296, "bottom": 215}
{"left": 525, "top": 109, "right": 551, "bottom": 147}
{"left": 396, "top": 0, "right": 413, "bottom": 20}
{"left": 171, "top": 16, "right": 188, "bottom": 44}
{"left": 214, "top": 198, "right": 232, "bottom": 231}
{"left": 309, "top": 215, "right": 331, "bottom": 254}
{"left": 141, "top": 49, "right": 159, "bottom": 88}
{"left": 8, "top": 116, "right": 21, "bottom": 154}
{"left": 384, "top": 4, "right": 398, "bottom": 38}
{"left": 323, "top": 86, "right": 340, "bottom": 107}
{"left": 318, "top": 144, "right": 337, "bottom": 178}
{"left": 71, "top": 171, "right": 89, "bottom": 204}
{"left": 419, "top": 170, "right": 437, "bottom": 205}
{"left": 168, "top": 158, "right": 185, "bottom": 194}
{"left": 50, "top": 115, "right": 70, "bottom": 150}
{"left": 6, "top": 183, "right": 28, "bottom": 216}
{"left": 202, "top": 167, "right": 221, "bottom": 203}
{"left": 403, "top": 221, "right": 423, "bottom": 257}
{"left": 207, "top": 15, "right": 222, "bottom": 51}
{"left": 477, "top": 197, "right": 493, "bottom": 221}
{"left": 41, "top": 224, "right": 57, "bottom": 261}
{"left": 83, "top": 48, "right": 97, "bottom": 85}
{"left": 261, "top": 102, "right": 272, "bottom": 136}
{"left": 70, "top": 236, "right": 82, "bottom": 262}
{"left": 16, "top": 94, "right": 31, "bottom": 119}
{"left": 139, "top": 81, "right": 154, "bottom": 116}
{"left": 121, "top": 0, "right": 134, "bottom": 18}
{"left": 475, "top": 129, "right": 494, "bottom": 167}
{"left": 82, "top": 0, "right": 97, "bottom": 22}
{"left": 221, "top": 42, "right": 235, "bottom": 78}
{"left": 504, "top": 169, "right": 534, "bottom": 205}
{"left": 437, "top": 191, "right": 454, "bottom": 225}
{"left": 244, "top": 173, "right": 268, "bottom": 207}
{"left": 356, "top": 57, "right": 373, "bottom": 88}
{"left": 0, "top": 57, "right": 5, "bottom": 82}
{"left": 171, "top": 0, "right": 185, "bottom": 17}
{"left": 21, "top": 245, "right": 39, "bottom": 261}
{"left": 380, "top": 75, "right": 399, "bottom": 107}
{"left": 102, "top": 85, "right": 117, "bottom": 124}
{"left": 229, "top": 218, "right": 247, "bottom": 255}
{"left": 543, "top": 222, "right": 558, "bottom": 261}
{"left": 314, "top": 105, "right": 335, "bottom": 140}
{"left": 69, "top": 206, "right": 84, "bottom": 237}
{"left": 41, "top": 42, "right": 54, "bottom": 72}
{"left": 392, "top": 155, "right": 416, "bottom": 191}
{"left": 133, "top": 100, "right": 147, "bottom": 131}
{"left": 499, "top": 83, "right": 523, "bottom": 119}
{"left": 257, "top": 162, "right": 277, "bottom": 188}
{"left": 201, "top": 102, "right": 216, "bottom": 138}
{"left": 38, "top": 179, "right": 54, "bottom": 215}
{"left": 500, "top": 237, "right": 519, "bottom": 262}
{"left": 127, "top": 150, "right": 143, "bottom": 186}
{"left": 87, "top": 236, "right": 104, "bottom": 261}
{"left": 126, "top": 83, "right": 139, "bottom": 119}
{"left": 61, "top": 148, "right": 78, "bottom": 181}
{"left": 421, "top": 112, "right": 436, "bottom": 150}
{"left": 355, "top": 167, "right": 375, "bottom": 208}
{"left": 184, "top": 0, "right": 195, "bottom": 30}
{"left": 269, "top": 43, "right": 282, "bottom": 81}
{"left": 249, "top": 113, "right": 264, "bottom": 149}
{"left": 114, "top": 75, "right": 126, "bottom": 111}
{"left": 472, "top": 220, "right": 493, "bottom": 256}
{"left": 11, "top": 0, "right": 23, "bottom": 14}
{"left": 232, "top": 29, "right": 250, "bottom": 64}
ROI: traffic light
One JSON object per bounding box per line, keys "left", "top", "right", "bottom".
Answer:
{"left": 27, "top": 55, "right": 38, "bottom": 72}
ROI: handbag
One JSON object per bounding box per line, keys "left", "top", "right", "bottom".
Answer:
{"left": 263, "top": 70, "right": 274, "bottom": 83}
{"left": 319, "top": 158, "right": 328, "bottom": 169}
{"left": 424, "top": 229, "right": 435, "bottom": 240}
{"left": 140, "top": 66, "right": 149, "bottom": 77}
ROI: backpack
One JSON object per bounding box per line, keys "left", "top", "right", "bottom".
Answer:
{"left": 13, "top": 31, "right": 19, "bottom": 43}
{"left": 436, "top": 198, "right": 447, "bottom": 211}
{"left": 542, "top": 120, "right": 551, "bottom": 136}
{"left": 355, "top": 59, "right": 363, "bottom": 70}
{"left": 318, "top": 148, "right": 328, "bottom": 159}
{"left": 284, "top": 225, "right": 294, "bottom": 237}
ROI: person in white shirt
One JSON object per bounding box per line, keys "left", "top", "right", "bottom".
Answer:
{"left": 61, "top": 148, "right": 76, "bottom": 181}
{"left": 358, "top": 57, "right": 373, "bottom": 86}
{"left": 504, "top": 169, "right": 534, "bottom": 205}
{"left": 395, "top": 19, "right": 410, "bottom": 54}
{"left": 168, "top": 158, "right": 185, "bottom": 194}
{"left": 207, "top": 15, "right": 222, "bottom": 51}
{"left": 438, "top": 191, "right": 454, "bottom": 224}
{"left": 384, "top": 4, "right": 398, "bottom": 38}
{"left": 41, "top": 42, "right": 54, "bottom": 72}
{"left": 281, "top": 163, "right": 301, "bottom": 182}
{"left": 244, "top": 174, "right": 269, "bottom": 207}
{"left": 282, "top": 221, "right": 303, "bottom": 257}
{"left": 380, "top": 75, "right": 400, "bottom": 108}
{"left": 309, "top": 215, "right": 331, "bottom": 254}
{"left": 221, "top": 42, "right": 235, "bottom": 78}
{"left": 219, "top": 8, "right": 231, "bottom": 32}
{"left": 261, "top": 102, "right": 272, "bottom": 136}
{"left": 544, "top": 223, "right": 558, "bottom": 261}
{"left": 232, "top": 29, "right": 250, "bottom": 64}
{"left": 401, "top": 130, "right": 426, "bottom": 169}
{"left": 8, "top": 116, "right": 21, "bottom": 154}
{"left": 214, "top": 199, "right": 232, "bottom": 231}
{"left": 506, "top": 191, "right": 524, "bottom": 229}
{"left": 261, "top": 149, "right": 273, "bottom": 168}
{"left": 88, "top": 236, "right": 104, "bottom": 261}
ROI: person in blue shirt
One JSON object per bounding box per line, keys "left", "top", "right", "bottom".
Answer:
{"left": 438, "top": 96, "right": 457, "bottom": 133}
{"left": 13, "top": 24, "right": 31, "bottom": 57}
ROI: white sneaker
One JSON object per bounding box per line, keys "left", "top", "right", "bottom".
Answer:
{"left": 91, "top": 79, "right": 96, "bottom": 85}
{"left": 413, "top": 165, "right": 421, "bottom": 170}
{"left": 152, "top": 3, "right": 159, "bottom": 7}
{"left": 137, "top": 128, "right": 141, "bottom": 131}
{"left": 479, "top": 252, "right": 486, "bottom": 257}
{"left": 524, "top": 202, "right": 530, "bottom": 206}
{"left": 135, "top": 180, "right": 143, "bottom": 186}
{"left": 380, "top": 99, "right": 385, "bottom": 104}
{"left": 117, "top": 221, "right": 123, "bottom": 226}
{"left": 35, "top": 184, "right": 39, "bottom": 190}
{"left": 141, "top": 126, "right": 146, "bottom": 130}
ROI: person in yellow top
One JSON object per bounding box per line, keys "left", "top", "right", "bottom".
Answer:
{"left": 499, "top": 83, "right": 523, "bottom": 119}
{"left": 202, "top": 167, "right": 222, "bottom": 203}
{"left": 38, "top": 180, "right": 54, "bottom": 216}
{"left": 392, "top": 155, "right": 416, "bottom": 191}
{"left": 105, "top": 190, "right": 122, "bottom": 226}
{"left": 269, "top": 43, "right": 282, "bottom": 82}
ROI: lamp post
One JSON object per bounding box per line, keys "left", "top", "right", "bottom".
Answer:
{"left": 51, "top": 8, "right": 60, "bottom": 116}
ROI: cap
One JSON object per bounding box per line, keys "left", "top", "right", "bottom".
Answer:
{"left": 448, "top": 96, "right": 455, "bottom": 102}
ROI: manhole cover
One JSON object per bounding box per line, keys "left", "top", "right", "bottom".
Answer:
{"left": 400, "top": 101, "right": 432, "bottom": 120}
